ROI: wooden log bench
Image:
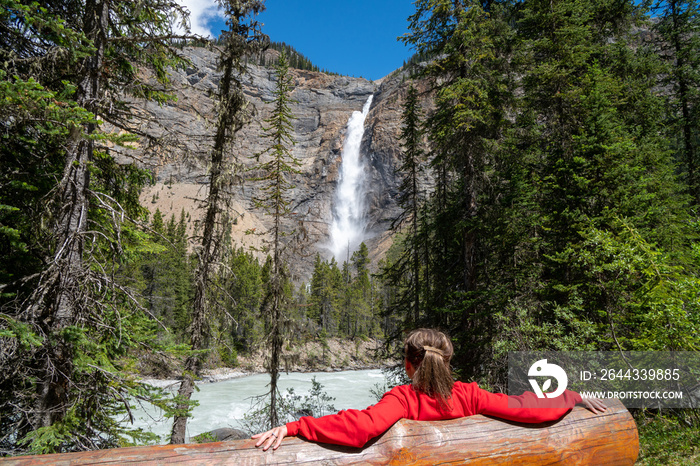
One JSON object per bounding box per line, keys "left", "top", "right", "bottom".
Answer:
{"left": 0, "top": 399, "right": 638, "bottom": 465}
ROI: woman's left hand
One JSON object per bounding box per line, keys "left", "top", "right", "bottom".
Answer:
{"left": 580, "top": 397, "right": 607, "bottom": 415}
{"left": 252, "top": 425, "right": 288, "bottom": 451}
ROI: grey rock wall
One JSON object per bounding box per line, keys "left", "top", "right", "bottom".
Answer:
{"left": 124, "top": 47, "right": 425, "bottom": 280}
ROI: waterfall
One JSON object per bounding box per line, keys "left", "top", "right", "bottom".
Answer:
{"left": 329, "top": 95, "right": 373, "bottom": 263}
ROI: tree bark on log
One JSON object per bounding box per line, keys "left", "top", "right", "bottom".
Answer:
{"left": 1, "top": 399, "right": 638, "bottom": 465}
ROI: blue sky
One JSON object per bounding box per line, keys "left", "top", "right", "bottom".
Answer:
{"left": 183, "top": 0, "right": 417, "bottom": 81}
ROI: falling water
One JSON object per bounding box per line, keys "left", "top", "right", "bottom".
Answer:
{"left": 329, "top": 95, "right": 374, "bottom": 262}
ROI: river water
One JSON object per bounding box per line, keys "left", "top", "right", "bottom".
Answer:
{"left": 126, "top": 369, "right": 387, "bottom": 443}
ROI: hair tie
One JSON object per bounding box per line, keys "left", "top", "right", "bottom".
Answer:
{"left": 423, "top": 345, "right": 443, "bottom": 356}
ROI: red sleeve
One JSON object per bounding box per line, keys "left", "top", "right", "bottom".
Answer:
{"left": 285, "top": 388, "right": 407, "bottom": 448}
{"left": 474, "top": 385, "right": 582, "bottom": 423}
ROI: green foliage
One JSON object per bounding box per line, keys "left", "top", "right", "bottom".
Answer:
{"left": 0, "top": 315, "right": 43, "bottom": 350}
{"left": 307, "top": 246, "right": 379, "bottom": 340}
{"left": 251, "top": 52, "right": 301, "bottom": 224}
{"left": 1, "top": 0, "right": 700, "bottom": 455}
{"left": 192, "top": 431, "right": 217, "bottom": 444}
{"left": 0, "top": 0, "right": 193, "bottom": 454}
{"left": 551, "top": 218, "right": 700, "bottom": 351}
{"left": 217, "top": 345, "right": 238, "bottom": 367}
{"left": 0, "top": 70, "right": 95, "bottom": 293}
{"left": 385, "top": 0, "right": 699, "bottom": 395}
{"left": 309, "top": 254, "right": 342, "bottom": 334}
{"left": 241, "top": 377, "right": 336, "bottom": 434}
{"left": 125, "top": 211, "right": 194, "bottom": 341}
{"left": 251, "top": 50, "right": 299, "bottom": 429}
{"left": 383, "top": 83, "right": 427, "bottom": 328}
{"left": 651, "top": 0, "right": 700, "bottom": 204}
{"left": 637, "top": 413, "right": 700, "bottom": 465}
{"left": 253, "top": 41, "right": 338, "bottom": 75}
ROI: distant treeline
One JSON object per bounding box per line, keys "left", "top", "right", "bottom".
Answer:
{"left": 172, "top": 36, "right": 339, "bottom": 75}
{"left": 257, "top": 41, "right": 340, "bottom": 75}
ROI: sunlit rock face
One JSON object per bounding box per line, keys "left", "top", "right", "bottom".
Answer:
{"left": 124, "top": 47, "right": 429, "bottom": 280}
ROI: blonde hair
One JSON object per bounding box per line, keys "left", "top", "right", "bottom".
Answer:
{"left": 404, "top": 328, "right": 454, "bottom": 409}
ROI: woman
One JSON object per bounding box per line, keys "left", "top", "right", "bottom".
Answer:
{"left": 253, "top": 328, "right": 606, "bottom": 451}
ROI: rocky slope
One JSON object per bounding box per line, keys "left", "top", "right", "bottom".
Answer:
{"left": 137, "top": 337, "right": 397, "bottom": 381}
{"left": 122, "top": 46, "right": 424, "bottom": 280}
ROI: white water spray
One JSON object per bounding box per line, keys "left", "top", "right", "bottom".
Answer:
{"left": 329, "top": 95, "right": 373, "bottom": 262}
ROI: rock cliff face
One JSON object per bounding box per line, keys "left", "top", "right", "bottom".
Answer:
{"left": 129, "top": 47, "right": 419, "bottom": 280}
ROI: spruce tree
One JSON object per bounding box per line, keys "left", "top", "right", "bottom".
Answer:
{"left": 389, "top": 84, "right": 426, "bottom": 326}
{"left": 652, "top": 0, "right": 700, "bottom": 204}
{"left": 251, "top": 51, "right": 300, "bottom": 428}
{"left": 516, "top": 0, "right": 689, "bottom": 349}
{"left": 0, "top": 0, "right": 192, "bottom": 453}
{"left": 403, "top": 0, "right": 518, "bottom": 373}
{"left": 170, "top": 0, "right": 266, "bottom": 444}
{"left": 397, "top": 0, "right": 695, "bottom": 384}
{"left": 350, "top": 242, "right": 373, "bottom": 337}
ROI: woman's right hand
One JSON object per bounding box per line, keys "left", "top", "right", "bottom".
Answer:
{"left": 252, "top": 425, "right": 288, "bottom": 451}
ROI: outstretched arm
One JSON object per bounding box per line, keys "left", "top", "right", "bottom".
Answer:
{"left": 475, "top": 386, "right": 595, "bottom": 423}
{"left": 286, "top": 393, "right": 406, "bottom": 448}
{"left": 253, "top": 390, "right": 407, "bottom": 450}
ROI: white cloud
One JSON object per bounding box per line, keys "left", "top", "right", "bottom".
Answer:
{"left": 177, "top": 0, "right": 222, "bottom": 38}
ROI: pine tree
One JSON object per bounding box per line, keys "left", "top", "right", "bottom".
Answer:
{"left": 397, "top": 0, "right": 695, "bottom": 384}
{"left": 402, "top": 0, "right": 518, "bottom": 373}
{"left": 134, "top": 211, "right": 193, "bottom": 338}
{"left": 509, "top": 0, "right": 692, "bottom": 356}
{"left": 350, "top": 243, "right": 373, "bottom": 337}
{"left": 224, "top": 245, "right": 263, "bottom": 351}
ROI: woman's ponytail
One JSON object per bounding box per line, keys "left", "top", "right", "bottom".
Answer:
{"left": 404, "top": 328, "right": 454, "bottom": 410}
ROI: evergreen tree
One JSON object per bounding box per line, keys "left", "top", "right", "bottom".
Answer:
{"left": 135, "top": 211, "right": 193, "bottom": 339}
{"left": 0, "top": 0, "right": 191, "bottom": 453}
{"left": 220, "top": 244, "right": 263, "bottom": 353}
{"left": 251, "top": 51, "right": 300, "bottom": 428}
{"left": 513, "top": 0, "right": 691, "bottom": 355}
{"left": 396, "top": 0, "right": 696, "bottom": 385}
{"left": 386, "top": 84, "right": 426, "bottom": 326}
{"left": 651, "top": 0, "right": 700, "bottom": 204}
{"left": 403, "top": 0, "right": 518, "bottom": 373}
{"left": 309, "top": 254, "right": 341, "bottom": 334}
{"left": 350, "top": 243, "right": 373, "bottom": 337}
{"left": 170, "top": 0, "right": 267, "bottom": 444}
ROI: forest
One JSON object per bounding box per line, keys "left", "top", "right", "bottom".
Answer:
{"left": 1, "top": 0, "right": 699, "bottom": 462}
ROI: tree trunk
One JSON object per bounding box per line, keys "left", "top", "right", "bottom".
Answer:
{"left": 670, "top": 0, "right": 698, "bottom": 204}
{"left": 29, "top": 0, "right": 109, "bottom": 431}
{"left": 170, "top": 49, "right": 233, "bottom": 444}
{"left": 460, "top": 149, "right": 478, "bottom": 335}
{"left": 268, "top": 187, "right": 283, "bottom": 429}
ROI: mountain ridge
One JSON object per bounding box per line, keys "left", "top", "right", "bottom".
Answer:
{"left": 119, "top": 46, "right": 427, "bottom": 280}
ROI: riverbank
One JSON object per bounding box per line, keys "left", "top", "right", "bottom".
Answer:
{"left": 137, "top": 337, "right": 398, "bottom": 386}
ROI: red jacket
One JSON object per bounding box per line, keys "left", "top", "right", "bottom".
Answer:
{"left": 285, "top": 381, "right": 583, "bottom": 448}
